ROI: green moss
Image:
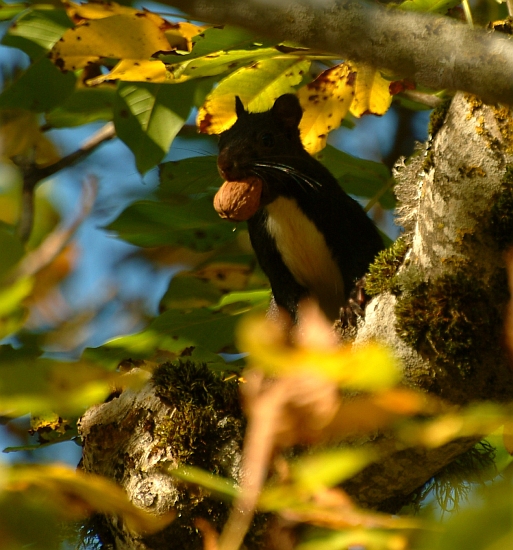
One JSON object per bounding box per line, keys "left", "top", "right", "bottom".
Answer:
{"left": 152, "top": 360, "right": 243, "bottom": 467}
{"left": 395, "top": 272, "right": 500, "bottom": 375}
{"left": 148, "top": 361, "right": 267, "bottom": 549}
{"left": 365, "top": 237, "right": 409, "bottom": 297}
{"left": 408, "top": 440, "right": 496, "bottom": 514}
{"left": 428, "top": 98, "right": 451, "bottom": 138}
{"left": 490, "top": 166, "right": 513, "bottom": 249}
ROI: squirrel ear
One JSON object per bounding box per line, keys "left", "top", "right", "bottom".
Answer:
{"left": 272, "top": 94, "right": 303, "bottom": 130}
{"left": 235, "top": 96, "right": 247, "bottom": 119}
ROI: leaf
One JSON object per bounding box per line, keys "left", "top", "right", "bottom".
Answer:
{"left": 63, "top": 0, "right": 142, "bottom": 21}
{"left": 0, "top": 349, "right": 117, "bottom": 416}
{"left": 0, "top": 110, "right": 60, "bottom": 166}
{"left": 85, "top": 290, "right": 269, "bottom": 367}
{"left": 107, "top": 196, "right": 236, "bottom": 249}
{"left": 315, "top": 145, "right": 394, "bottom": 208}
{"left": 7, "top": 464, "right": 174, "bottom": 532}
{"left": 198, "top": 57, "right": 311, "bottom": 134}
{"left": 349, "top": 62, "right": 394, "bottom": 118}
{"left": 3, "top": 8, "right": 73, "bottom": 59}
{"left": 88, "top": 59, "right": 168, "bottom": 85}
{"left": 114, "top": 81, "right": 195, "bottom": 174}
{"left": 49, "top": 12, "right": 173, "bottom": 71}
{"left": 297, "top": 64, "right": 356, "bottom": 154}
{"left": 166, "top": 47, "right": 280, "bottom": 83}
{"left": 159, "top": 156, "right": 222, "bottom": 196}
{"left": 161, "top": 274, "right": 224, "bottom": 310}
{"left": 290, "top": 448, "right": 376, "bottom": 494}
{"left": 0, "top": 58, "right": 76, "bottom": 113}
{"left": 399, "top": 0, "right": 461, "bottom": 13}
{"left": 171, "top": 25, "right": 272, "bottom": 61}
{"left": 46, "top": 86, "right": 116, "bottom": 127}
{"left": 0, "top": 228, "right": 24, "bottom": 280}
{"left": 169, "top": 466, "right": 239, "bottom": 500}
{"left": 0, "top": 2, "right": 28, "bottom": 20}
{"left": 237, "top": 313, "right": 399, "bottom": 390}
{"left": 0, "top": 277, "right": 33, "bottom": 339}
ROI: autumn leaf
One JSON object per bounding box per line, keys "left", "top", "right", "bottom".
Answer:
{"left": 349, "top": 62, "right": 394, "bottom": 118}
{"left": 88, "top": 59, "right": 167, "bottom": 85}
{"left": 197, "top": 57, "right": 311, "bottom": 134}
{"left": 7, "top": 464, "right": 174, "bottom": 533}
{"left": 0, "top": 109, "right": 60, "bottom": 166}
{"left": 50, "top": 12, "right": 174, "bottom": 72}
{"left": 297, "top": 63, "right": 356, "bottom": 154}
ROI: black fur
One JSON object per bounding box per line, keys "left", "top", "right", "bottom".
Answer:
{"left": 217, "top": 94, "right": 384, "bottom": 321}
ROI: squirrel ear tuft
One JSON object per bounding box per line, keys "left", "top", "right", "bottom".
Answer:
{"left": 272, "top": 94, "right": 303, "bottom": 130}
{"left": 235, "top": 96, "right": 247, "bottom": 119}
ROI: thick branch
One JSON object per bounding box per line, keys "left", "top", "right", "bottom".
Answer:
{"left": 166, "top": 0, "right": 513, "bottom": 106}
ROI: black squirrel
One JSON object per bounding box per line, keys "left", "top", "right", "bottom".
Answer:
{"left": 217, "top": 93, "right": 384, "bottom": 322}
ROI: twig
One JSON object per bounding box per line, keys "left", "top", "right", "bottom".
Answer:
{"left": 16, "top": 122, "right": 115, "bottom": 242}
{"left": 400, "top": 89, "right": 445, "bottom": 109}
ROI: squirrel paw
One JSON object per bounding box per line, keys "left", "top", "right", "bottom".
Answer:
{"left": 339, "top": 277, "right": 368, "bottom": 328}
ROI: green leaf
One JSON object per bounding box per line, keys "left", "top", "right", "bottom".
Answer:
{"left": 46, "top": 86, "right": 116, "bottom": 127}
{"left": 167, "top": 47, "right": 281, "bottom": 82}
{"left": 107, "top": 196, "right": 237, "bottom": 250}
{"left": 158, "top": 156, "right": 221, "bottom": 197}
{"left": 0, "top": 2, "right": 30, "bottom": 20}
{"left": 84, "top": 289, "right": 269, "bottom": 368}
{"left": 316, "top": 145, "right": 395, "bottom": 209}
{"left": 160, "top": 275, "right": 223, "bottom": 310}
{"left": 399, "top": 0, "right": 461, "bottom": 14}
{"left": 0, "top": 58, "right": 76, "bottom": 113}
{"left": 169, "top": 466, "right": 239, "bottom": 500}
{"left": 178, "top": 26, "right": 274, "bottom": 60}
{"left": 3, "top": 8, "right": 73, "bottom": 59}
{"left": 0, "top": 229, "right": 24, "bottom": 280}
{"left": 114, "top": 81, "right": 195, "bottom": 174}
{"left": 290, "top": 448, "right": 375, "bottom": 494}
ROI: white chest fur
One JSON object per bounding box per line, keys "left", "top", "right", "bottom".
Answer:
{"left": 265, "top": 197, "right": 345, "bottom": 320}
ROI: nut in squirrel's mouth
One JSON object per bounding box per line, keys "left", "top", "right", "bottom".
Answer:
{"left": 213, "top": 176, "right": 263, "bottom": 222}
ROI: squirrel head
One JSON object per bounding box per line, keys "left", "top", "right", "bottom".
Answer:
{"left": 217, "top": 94, "right": 305, "bottom": 182}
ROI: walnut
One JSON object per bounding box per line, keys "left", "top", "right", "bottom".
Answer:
{"left": 213, "top": 176, "right": 263, "bottom": 221}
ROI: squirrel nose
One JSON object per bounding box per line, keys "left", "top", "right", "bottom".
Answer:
{"left": 217, "top": 149, "right": 240, "bottom": 180}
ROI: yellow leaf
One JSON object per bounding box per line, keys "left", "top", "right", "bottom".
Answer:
{"left": 197, "top": 58, "right": 311, "bottom": 134}
{"left": 349, "top": 62, "right": 394, "bottom": 118}
{"left": 165, "top": 22, "right": 207, "bottom": 52}
{"left": 297, "top": 63, "right": 356, "bottom": 154}
{"left": 237, "top": 312, "right": 399, "bottom": 390}
{"left": 50, "top": 13, "right": 173, "bottom": 72}
{"left": 64, "top": 0, "right": 139, "bottom": 21}
{"left": 7, "top": 464, "right": 174, "bottom": 533}
{"left": 0, "top": 110, "right": 60, "bottom": 166}
{"left": 88, "top": 59, "right": 168, "bottom": 85}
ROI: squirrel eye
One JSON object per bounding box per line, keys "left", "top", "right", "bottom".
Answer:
{"left": 260, "top": 132, "right": 275, "bottom": 148}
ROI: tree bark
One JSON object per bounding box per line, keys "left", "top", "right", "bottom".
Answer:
{"left": 163, "top": 0, "right": 513, "bottom": 106}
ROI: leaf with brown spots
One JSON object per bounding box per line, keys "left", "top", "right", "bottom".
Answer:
{"left": 50, "top": 13, "right": 174, "bottom": 72}
{"left": 297, "top": 63, "right": 356, "bottom": 154}
{"left": 197, "top": 57, "right": 310, "bottom": 134}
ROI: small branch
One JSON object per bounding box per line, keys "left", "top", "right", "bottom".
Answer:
{"left": 400, "top": 89, "right": 444, "bottom": 109}
{"left": 16, "top": 122, "right": 115, "bottom": 242}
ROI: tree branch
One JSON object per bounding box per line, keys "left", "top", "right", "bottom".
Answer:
{"left": 16, "top": 122, "right": 115, "bottom": 242}
{"left": 165, "top": 0, "right": 513, "bottom": 106}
